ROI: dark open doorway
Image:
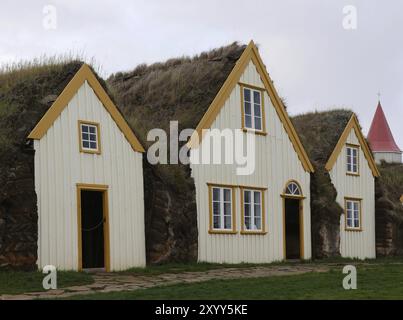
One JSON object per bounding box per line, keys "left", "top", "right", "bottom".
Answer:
{"left": 284, "top": 198, "right": 302, "bottom": 259}
{"left": 81, "top": 190, "right": 105, "bottom": 269}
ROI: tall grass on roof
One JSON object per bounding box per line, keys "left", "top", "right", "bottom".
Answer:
{"left": 0, "top": 54, "right": 102, "bottom": 88}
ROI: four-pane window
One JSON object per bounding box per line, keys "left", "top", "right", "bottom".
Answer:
{"left": 243, "top": 87, "right": 263, "bottom": 131}
{"left": 346, "top": 145, "right": 359, "bottom": 174}
{"left": 243, "top": 189, "right": 263, "bottom": 231}
{"left": 346, "top": 199, "right": 361, "bottom": 230}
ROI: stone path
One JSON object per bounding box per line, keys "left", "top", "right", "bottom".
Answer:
{"left": 0, "top": 264, "right": 330, "bottom": 300}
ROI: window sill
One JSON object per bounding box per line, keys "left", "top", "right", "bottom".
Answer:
{"left": 242, "top": 128, "right": 267, "bottom": 136}
{"left": 345, "top": 228, "right": 363, "bottom": 232}
{"left": 208, "top": 230, "right": 238, "bottom": 235}
{"left": 80, "top": 149, "right": 101, "bottom": 155}
{"left": 240, "top": 231, "right": 267, "bottom": 235}
{"left": 346, "top": 172, "right": 360, "bottom": 177}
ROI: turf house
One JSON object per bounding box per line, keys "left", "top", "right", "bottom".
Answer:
{"left": 0, "top": 63, "right": 146, "bottom": 271}
{"left": 108, "top": 41, "right": 316, "bottom": 264}
{"left": 1, "top": 40, "right": 403, "bottom": 270}
{"left": 292, "top": 111, "right": 379, "bottom": 259}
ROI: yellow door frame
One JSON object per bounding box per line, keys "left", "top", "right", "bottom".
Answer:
{"left": 76, "top": 183, "right": 111, "bottom": 272}
{"left": 281, "top": 180, "right": 305, "bottom": 260}
{"left": 282, "top": 196, "right": 305, "bottom": 260}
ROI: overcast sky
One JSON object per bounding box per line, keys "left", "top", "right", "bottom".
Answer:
{"left": 1, "top": 0, "right": 401, "bottom": 148}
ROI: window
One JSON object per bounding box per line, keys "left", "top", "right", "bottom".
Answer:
{"left": 209, "top": 185, "right": 235, "bottom": 233}
{"left": 285, "top": 181, "right": 302, "bottom": 196}
{"left": 79, "top": 121, "right": 101, "bottom": 154}
{"left": 242, "top": 189, "right": 265, "bottom": 233}
{"left": 345, "top": 198, "right": 361, "bottom": 230}
{"left": 242, "top": 85, "right": 265, "bottom": 133}
{"left": 346, "top": 145, "right": 359, "bottom": 175}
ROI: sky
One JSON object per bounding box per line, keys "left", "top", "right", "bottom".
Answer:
{"left": 1, "top": 0, "right": 402, "bottom": 148}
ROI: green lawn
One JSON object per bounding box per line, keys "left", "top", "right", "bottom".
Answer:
{"left": 67, "top": 264, "right": 403, "bottom": 300}
{"left": 2, "top": 258, "right": 403, "bottom": 298}
{"left": 0, "top": 270, "right": 94, "bottom": 295}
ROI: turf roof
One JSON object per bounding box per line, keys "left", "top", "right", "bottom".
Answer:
{"left": 291, "top": 109, "right": 354, "bottom": 169}
{"left": 106, "top": 42, "right": 246, "bottom": 146}
{"left": 0, "top": 61, "right": 84, "bottom": 155}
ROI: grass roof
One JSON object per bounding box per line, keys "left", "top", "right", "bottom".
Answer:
{"left": 291, "top": 109, "right": 353, "bottom": 169}
{"left": 0, "top": 58, "right": 114, "bottom": 158}
{"left": 107, "top": 42, "right": 246, "bottom": 147}
{"left": 0, "top": 60, "right": 84, "bottom": 156}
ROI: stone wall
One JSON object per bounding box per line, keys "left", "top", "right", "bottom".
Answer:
{"left": 310, "top": 168, "right": 343, "bottom": 259}
{"left": 143, "top": 160, "right": 198, "bottom": 264}
{"left": 375, "top": 180, "right": 403, "bottom": 256}
{"left": 0, "top": 144, "right": 37, "bottom": 270}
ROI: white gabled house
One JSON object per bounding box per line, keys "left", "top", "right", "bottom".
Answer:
{"left": 28, "top": 64, "right": 146, "bottom": 271}
{"left": 187, "top": 41, "right": 315, "bottom": 263}
{"left": 325, "top": 114, "right": 380, "bottom": 259}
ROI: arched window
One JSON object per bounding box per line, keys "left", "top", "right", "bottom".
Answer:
{"left": 285, "top": 181, "right": 302, "bottom": 196}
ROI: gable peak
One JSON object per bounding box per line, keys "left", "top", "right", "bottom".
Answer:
{"left": 368, "top": 101, "right": 401, "bottom": 153}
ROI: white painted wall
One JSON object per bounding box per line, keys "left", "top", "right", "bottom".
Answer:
{"left": 34, "top": 81, "right": 146, "bottom": 271}
{"left": 190, "top": 60, "right": 311, "bottom": 264}
{"left": 329, "top": 129, "right": 376, "bottom": 259}
{"left": 373, "top": 152, "right": 402, "bottom": 164}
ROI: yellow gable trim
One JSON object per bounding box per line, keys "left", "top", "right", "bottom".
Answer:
{"left": 187, "top": 40, "right": 314, "bottom": 173}
{"left": 28, "top": 64, "right": 145, "bottom": 153}
{"left": 325, "top": 114, "right": 380, "bottom": 177}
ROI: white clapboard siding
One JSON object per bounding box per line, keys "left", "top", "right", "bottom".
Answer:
{"left": 190, "top": 60, "right": 311, "bottom": 263}
{"left": 34, "top": 81, "right": 145, "bottom": 271}
{"left": 329, "top": 129, "right": 376, "bottom": 259}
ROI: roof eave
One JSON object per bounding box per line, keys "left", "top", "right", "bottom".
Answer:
{"left": 28, "top": 64, "right": 145, "bottom": 153}
{"left": 325, "top": 114, "right": 380, "bottom": 177}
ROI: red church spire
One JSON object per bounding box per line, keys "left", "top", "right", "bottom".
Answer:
{"left": 368, "top": 101, "right": 401, "bottom": 152}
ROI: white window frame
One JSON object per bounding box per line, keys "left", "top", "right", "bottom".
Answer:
{"left": 345, "top": 199, "right": 361, "bottom": 230}
{"left": 346, "top": 145, "right": 359, "bottom": 175}
{"left": 285, "top": 182, "right": 302, "bottom": 196}
{"left": 79, "top": 121, "right": 101, "bottom": 154}
{"left": 242, "top": 189, "right": 263, "bottom": 232}
{"left": 243, "top": 87, "right": 263, "bottom": 132}
{"left": 211, "top": 186, "right": 234, "bottom": 232}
